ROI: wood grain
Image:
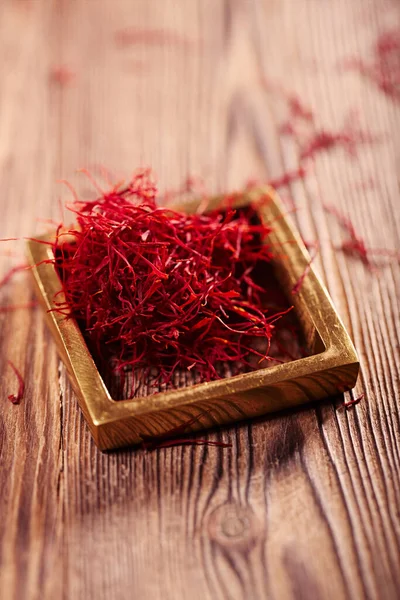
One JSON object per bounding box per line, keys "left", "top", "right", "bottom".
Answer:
{"left": 1, "top": 0, "right": 399, "bottom": 598}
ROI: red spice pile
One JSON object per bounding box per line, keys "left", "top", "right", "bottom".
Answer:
{"left": 52, "top": 171, "right": 293, "bottom": 393}
{"left": 343, "top": 29, "right": 400, "bottom": 102}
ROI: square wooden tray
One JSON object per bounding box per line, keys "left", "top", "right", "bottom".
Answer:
{"left": 26, "top": 186, "right": 359, "bottom": 450}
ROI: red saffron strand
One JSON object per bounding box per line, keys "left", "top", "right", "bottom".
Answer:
{"left": 0, "top": 302, "right": 38, "bottom": 313}
{"left": 292, "top": 242, "right": 319, "bottom": 295}
{"left": 323, "top": 204, "right": 357, "bottom": 237}
{"left": 278, "top": 97, "right": 376, "bottom": 167}
{"left": 287, "top": 94, "right": 314, "bottom": 123}
{"left": 0, "top": 264, "right": 28, "bottom": 290}
{"left": 7, "top": 361, "right": 25, "bottom": 405}
{"left": 343, "top": 29, "right": 400, "bottom": 103}
{"left": 299, "top": 123, "right": 375, "bottom": 161}
{"left": 339, "top": 239, "right": 371, "bottom": 267}
{"left": 49, "top": 65, "right": 75, "bottom": 86}
{"left": 339, "top": 240, "right": 400, "bottom": 264}
{"left": 269, "top": 166, "right": 307, "bottom": 189}
{"left": 260, "top": 79, "right": 315, "bottom": 124}
{"left": 324, "top": 204, "right": 399, "bottom": 266}
{"left": 344, "top": 393, "right": 364, "bottom": 409}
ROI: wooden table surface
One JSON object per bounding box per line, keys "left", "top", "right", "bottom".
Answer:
{"left": 1, "top": 1, "right": 399, "bottom": 599}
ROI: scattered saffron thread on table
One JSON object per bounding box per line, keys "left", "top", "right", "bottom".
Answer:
{"left": 292, "top": 242, "right": 320, "bottom": 295}
{"left": 299, "top": 119, "right": 376, "bottom": 161}
{"left": 0, "top": 261, "right": 37, "bottom": 312}
{"left": 343, "top": 393, "right": 364, "bottom": 409}
{"left": 342, "top": 28, "right": 400, "bottom": 103}
{"left": 262, "top": 78, "right": 375, "bottom": 163}
{"left": 49, "top": 66, "right": 75, "bottom": 87}
{"left": 0, "top": 264, "right": 29, "bottom": 290}
{"left": 324, "top": 204, "right": 400, "bottom": 266}
{"left": 0, "top": 302, "right": 38, "bottom": 313}
{"left": 333, "top": 377, "right": 364, "bottom": 409}
{"left": 258, "top": 73, "right": 379, "bottom": 197}
{"left": 260, "top": 80, "right": 315, "bottom": 124}
{"left": 339, "top": 239, "right": 373, "bottom": 266}
{"left": 264, "top": 90, "right": 375, "bottom": 191}
{"left": 7, "top": 361, "right": 25, "bottom": 405}
{"left": 287, "top": 94, "right": 315, "bottom": 123}
{"left": 280, "top": 106, "right": 376, "bottom": 162}
{"left": 278, "top": 94, "right": 315, "bottom": 135}
{"left": 269, "top": 166, "right": 307, "bottom": 190}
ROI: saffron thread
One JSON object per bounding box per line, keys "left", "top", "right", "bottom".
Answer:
{"left": 7, "top": 360, "right": 25, "bottom": 405}
{"left": 0, "top": 302, "right": 38, "bottom": 313}
{"left": 0, "top": 264, "right": 28, "bottom": 290}
{"left": 344, "top": 393, "right": 364, "bottom": 409}
{"left": 324, "top": 204, "right": 400, "bottom": 266}
{"left": 342, "top": 29, "right": 400, "bottom": 103}
{"left": 49, "top": 66, "right": 75, "bottom": 86}
{"left": 292, "top": 242, "right": 319, "bottom": 295}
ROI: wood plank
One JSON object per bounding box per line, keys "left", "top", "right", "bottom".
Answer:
{"left": 0, "top": 2, "right": 63, "bottom": 599}
{"left": 0, "top": 0, "right": 399, "bottom": 599}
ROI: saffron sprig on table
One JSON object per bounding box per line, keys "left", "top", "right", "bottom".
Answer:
{"left": 6, "top": 360, "right": 25, "bottom": 405}
{"left": 50, "top": 172, "right": 295, "bottom": 395}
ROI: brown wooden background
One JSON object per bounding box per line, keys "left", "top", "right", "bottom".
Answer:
{"left": 1, "top": 1, "right": 399, "bottom": 599}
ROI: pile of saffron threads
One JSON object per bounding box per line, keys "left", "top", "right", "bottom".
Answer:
{"left": 52, "top": 172, "right": 295, "bottom": 397}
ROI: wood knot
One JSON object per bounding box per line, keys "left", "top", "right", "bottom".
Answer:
{"left": 207, "top": 503, "right": 259, "bottom": 550}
